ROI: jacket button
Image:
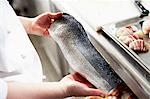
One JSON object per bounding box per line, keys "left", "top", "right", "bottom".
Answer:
{"left": 21, "top": 54, "right": 26, "bottom": 59}
{"left": 7, "top": 30, "right": 11, "bottom": 34}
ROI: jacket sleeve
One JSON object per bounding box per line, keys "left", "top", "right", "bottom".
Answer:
{"left": 0, "top": 79, "right": 8, "bottom": 99}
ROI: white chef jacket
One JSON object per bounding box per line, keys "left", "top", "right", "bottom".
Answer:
{"left": 0, "top": 0, "right": 43, "bottom": 82}
{"left": 0, "top": 0, "right": 43, "bottom": 98}
{"left": 0, "top": 79, "right": 7, "bottom": 99}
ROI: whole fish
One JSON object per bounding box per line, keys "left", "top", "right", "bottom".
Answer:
{"left": 49, "top": 13, "right": 123, "bottom": 92}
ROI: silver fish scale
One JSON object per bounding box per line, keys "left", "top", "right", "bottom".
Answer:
{"left": 49, "top": 13, "right": 123, "bottom": 92}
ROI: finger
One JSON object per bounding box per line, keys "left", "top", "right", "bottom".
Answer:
{"left": 70, "top": 72, "right": 94, "bottom": 88}
{"left": 85, "top": 88, "right": 108, "bottom": 98}
{"left": 48, "top": 12, "right": 63, "bottom": 20}
{"left": 109, "top": 84, "right": 125, "bottom": 96}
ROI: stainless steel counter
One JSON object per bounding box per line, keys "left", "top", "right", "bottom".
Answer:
{"left": 50, "top": 0, "right": 150, "bottom": 98}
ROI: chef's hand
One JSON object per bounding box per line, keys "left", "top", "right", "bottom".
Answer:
{"left": 142, "top": 20, "right": 150, "bottom": 34}
{"left": 60, "top": 72, "right": 107, "bottom": 97}
{"left": 30, "top": 12, "right": 62, "bottom": 36}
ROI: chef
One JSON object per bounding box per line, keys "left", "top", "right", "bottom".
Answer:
{"left": 0, "top": 0, "right": 106, "bottom": 98}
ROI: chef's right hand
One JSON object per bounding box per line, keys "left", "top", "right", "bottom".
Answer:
{"left": 142, "top": 20, "right": 150, "bottom": 34}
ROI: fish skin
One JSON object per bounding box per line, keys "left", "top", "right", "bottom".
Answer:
{"left": 49, "top": 13, "right": 123, "bottom": 92}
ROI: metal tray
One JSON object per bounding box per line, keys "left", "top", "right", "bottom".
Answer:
{"left": 102, "top": 18, "right": 150, "bottom": 74}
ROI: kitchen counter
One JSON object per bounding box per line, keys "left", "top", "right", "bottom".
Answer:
{"left": 51, "top": 0, "right": 150, "bottom": 98}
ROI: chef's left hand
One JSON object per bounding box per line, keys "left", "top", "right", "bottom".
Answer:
{"left": 30, "top": 12, "right": 62, "bottom": 37}
{"left": 60, "top": 72, "right": 107, "bottom": 97}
